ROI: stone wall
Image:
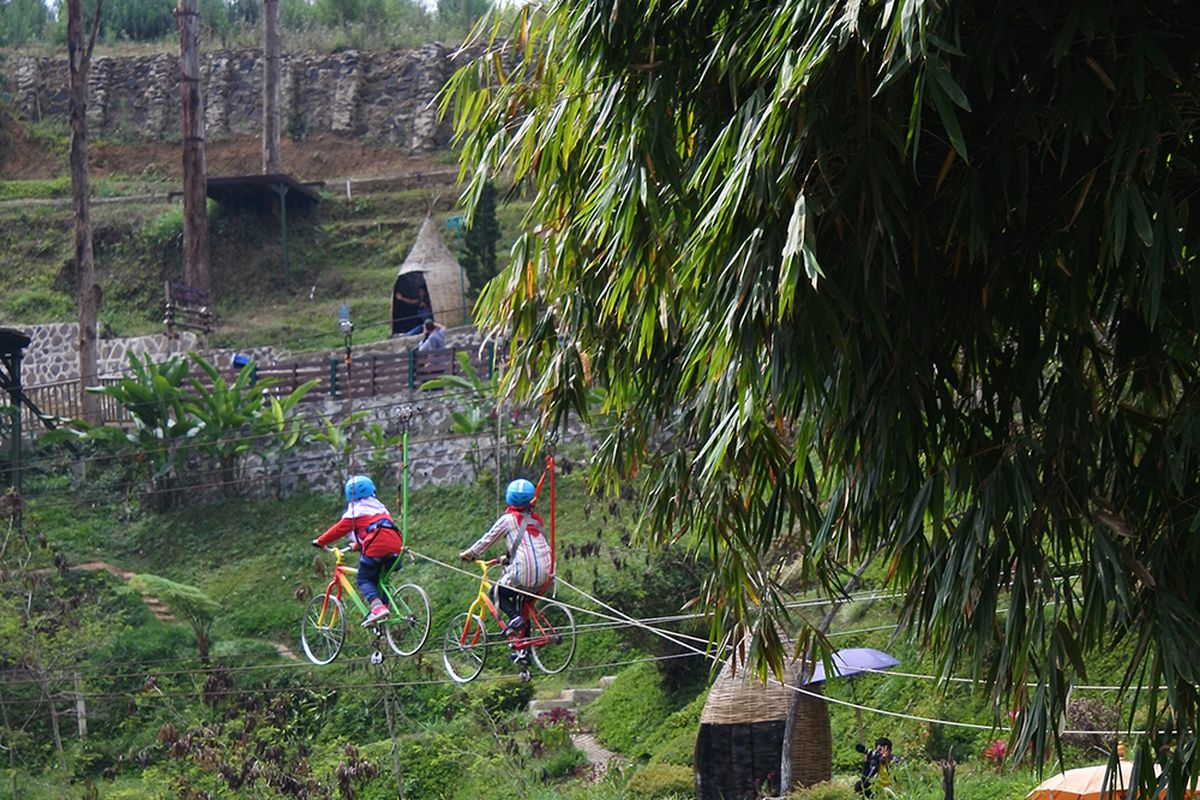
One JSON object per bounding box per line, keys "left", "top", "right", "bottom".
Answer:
{"left": 15, "top": 322, "right": 286, "bottom": 386}
{"left": 8, "top": 44, "right": 480, "bottom": 149}
{"left": 6, "top": 320, "right": 539, "bottom": 495}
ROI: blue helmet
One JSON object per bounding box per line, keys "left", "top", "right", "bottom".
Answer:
{"left": 505, "top": 478, "right": 535, "bottom": 508}
{"left": 344, "top": 474, "right": 376, "bottom": 503}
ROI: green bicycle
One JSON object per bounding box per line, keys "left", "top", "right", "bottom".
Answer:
{"left": 301, "top": 546, "right": 430, "bottom": 665}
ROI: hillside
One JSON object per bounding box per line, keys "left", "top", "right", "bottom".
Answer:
{"left": 3, "top": 459, "right": 1129, "bottom": 800}
{"left": 0, "top": 107, "right": 519, "bottom": 353}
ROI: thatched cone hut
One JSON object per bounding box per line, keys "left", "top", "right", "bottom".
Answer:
{"left": 392, "top": 216, "right": 470, "bottom": 334}
{"left": 694, "top": 659, "right": 831, "bottom": 800}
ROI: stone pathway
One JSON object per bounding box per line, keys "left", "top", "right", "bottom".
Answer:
{"left": 570, "top": 731, "right": 625, "bottom": 778}
{"left": 529, "top": 676, "right": 625, "bottom": 779}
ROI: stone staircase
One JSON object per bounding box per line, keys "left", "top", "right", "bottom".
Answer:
{"left": 526, "top": 676, "right": 626, "bottom": 778}
{"left": 528, "top": 675, "right": 617, "bottom": 716}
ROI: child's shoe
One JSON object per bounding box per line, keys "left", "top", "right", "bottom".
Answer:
{"left": 505, "top": 614, "right": 525, "bottom": 635}
{"left": 509, "top": 647, "right": 530, "bottom": 666}
{"left": 362, "top": 602, "right": 390, "bottom": 626}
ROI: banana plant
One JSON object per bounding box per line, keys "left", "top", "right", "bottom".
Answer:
{"left": 186, "top": 354, "right": 274, "bottom": 497}
{"left": 312, "top": 410, "right": 370, "bottom": 483}
{"left": 41, "top": 353, "right": 197, "bottom": 510}
{"left": 256, "top": 376, "right": 320, "bottom": 498}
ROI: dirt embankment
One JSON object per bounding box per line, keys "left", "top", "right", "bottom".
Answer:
{"left": 1, "top": 108, "right": 452, "bottom": 182}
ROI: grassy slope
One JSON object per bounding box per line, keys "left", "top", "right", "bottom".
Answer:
{"left": 13, "top": 464, "right": 1142, "bottom": 799}
{"left": 0, "top": 124, "right": 527, "bottom": 353}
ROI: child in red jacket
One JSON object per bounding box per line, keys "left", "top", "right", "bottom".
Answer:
{"left": 312, "top": 475, "right": 403, "bottom": 625}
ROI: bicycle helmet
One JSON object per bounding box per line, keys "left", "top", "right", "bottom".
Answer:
{"left": 505, "top": 478, "right": 535, "bottom": 507}
{"left": 344, "top": 474, "right": 376, "bottom": 503}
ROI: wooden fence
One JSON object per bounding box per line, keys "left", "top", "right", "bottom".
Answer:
{"left": 20, "top": 377, "right": 130, "bottom": 436}
{"left": 17, "top": 345, "right": 495, "bottom": 435}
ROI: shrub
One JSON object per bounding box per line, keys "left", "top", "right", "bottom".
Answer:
{"left": 1062, "top": 697, "right": 1120, "bottom": 753}
{"left": 982, "top": 738, "right": 1008, "bottom": 768}
{"left": 477, "top": 676, "right": 535, "bottom": 713}
{"left": 648, "top": 690, "right": 707, "bottom": 767}
{"left": 790, "top": 779, "right": 858, "bottom": 800}
{"left": 584, "top": 662, "right": 672, "bottom": 758}
{"left": 626, "top": 763, "right": 694, "bottom": 799}
{"left": 536, "top": 745, "right": 588, "bottom": 781}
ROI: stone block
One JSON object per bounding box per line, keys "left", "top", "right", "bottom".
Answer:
{"left": 527, "top": 698, "right": 574, "bottom": 716}
{"left": 561, "top": 688, "right": 604, "bottom": 706}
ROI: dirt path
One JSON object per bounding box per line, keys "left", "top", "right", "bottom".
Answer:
{"left": 60, "top": 560, "right": 301, "bottom": 661}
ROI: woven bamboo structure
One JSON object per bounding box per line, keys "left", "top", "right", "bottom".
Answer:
{"left": 694, "top": 658, "right": 831, "bottom": 799}
{"left": 394, "top": 216, "right": 470, "bottom": 330}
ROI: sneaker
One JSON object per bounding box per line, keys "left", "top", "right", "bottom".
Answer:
{"left": 509, "top": 648, "right": 530, "bottom": 666}
{"left": 505, "top": 614, "right": 525, "bottom": 635}
{"left": 362, "top": 603, "right": 390, "bottom": 627}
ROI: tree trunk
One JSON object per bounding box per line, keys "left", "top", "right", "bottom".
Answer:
{"left": 262, "top": 0, "right": 282, "bottom": 174}
{"left": 67, "top": 0, "right": 101, "bottom": 424}
{"left": 941, "top": 758, "right": 956, "bottom": 800}
{"left": 779, "top": 552, "right": 879, "bottom": 794}
{"left": 177, "top": 0, "right": 211, "bottom": 298}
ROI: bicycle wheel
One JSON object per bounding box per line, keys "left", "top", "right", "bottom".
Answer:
{"left": 383, "top": 583, "right": 431, "bottom": 657}
{"left": 300, "top": 594, "right": 347, "bottom": 666}
{"left": 529, "top": 601, "right": 576, "bottom": 675}
{"left": 442, "top": 612, "right": 488, "bottom": 683}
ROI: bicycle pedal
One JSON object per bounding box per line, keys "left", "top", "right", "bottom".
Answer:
{"left": 370, "top": 651, "right": 384, "bottom": 665}
{"left": 372, "top": 627, "right": 384, "bottom": 639}
{"left": 518, "top": 668, "right": 531, "bottom": 683}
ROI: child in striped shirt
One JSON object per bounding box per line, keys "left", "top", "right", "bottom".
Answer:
{"left": 458, "top": 478, "right": 553, "bottom": 666}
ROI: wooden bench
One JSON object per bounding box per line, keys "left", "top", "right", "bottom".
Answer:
{"left": 407, "top": 345, "right": 494, "bottom": 389}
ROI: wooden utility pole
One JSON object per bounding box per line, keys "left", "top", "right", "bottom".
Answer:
{"left": 67, "top": 0, "right": 103, "bottom": 424}
{"left": 177, "top": 0, "right": 211, "bottom": 297}
{"left": 262, "top": 0, "right": 282, "bottom": 174}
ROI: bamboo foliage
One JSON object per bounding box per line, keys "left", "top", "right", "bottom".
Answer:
{"left": 447, "top": 1, "right": 1200, "bottom": 793}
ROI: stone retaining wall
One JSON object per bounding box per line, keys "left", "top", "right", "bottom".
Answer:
{"left": 7, "top": 44, "right": 482, "bottom": 149}
{"left": 8, "top": 322, "right": 526, "bottom": 495}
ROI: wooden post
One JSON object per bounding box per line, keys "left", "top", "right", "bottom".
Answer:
{"left": 67, "top": 0, "right": 103, "bottom": 425}
{"left": 261, "top": 0, "right": 282, "bottom": 174}
{"left": 74, "top": 671, "right": 87, "bottom": 738}
{"left": 177, "top": 0, "right": 211, "bottom": 299}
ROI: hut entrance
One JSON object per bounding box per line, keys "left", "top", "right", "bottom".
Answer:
{"left": 391, "top": 217, "right": 471, "bottom": 337}
{"left": 392, "top": 271, "right": 431, "bottom": 336}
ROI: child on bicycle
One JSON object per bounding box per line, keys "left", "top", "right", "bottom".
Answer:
{"left": 458, "top": 478, "right": 553, "bottom": 666}
{"left": 312, "top": 475, "right": 404, "bottom": 626}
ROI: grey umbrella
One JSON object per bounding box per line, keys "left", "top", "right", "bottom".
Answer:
{"left": 805, "top": 647, "right": 900, "bottom": 685}
{"left": 803, "top": 647, "right": 900, "bottom": 745}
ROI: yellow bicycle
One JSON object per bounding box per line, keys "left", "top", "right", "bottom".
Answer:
{"left": 301, "top": 547, "right": 430, "bottom": 665}
{"left": 442, "top": 559, "right": 576, "bottom": 683}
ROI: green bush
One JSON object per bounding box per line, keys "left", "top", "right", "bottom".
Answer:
{"left": 2, "top": 286, "right": 73, "bottom": 322}
{"left": 584, "top": 662, "right": 673, "bottom": 758}
{"left": 476, "top": 676, "right": 535, "bottom": 713}
{"left": 0, "top": 177, "right": 71, "bottom": 199}
{"left": 536, "top": 744, "right": 589, "bottom": 781}
{"left": 790, "top": 779, "right": 858, "bottom": 800}
{"left": 648, "top": 690, "right": 707, "bottom": 767}
{"left": 401, "top": 730, "right": 466, "bottom": 799}
{"left": 626, "top": 763, "right": 694, "bottom": 799}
